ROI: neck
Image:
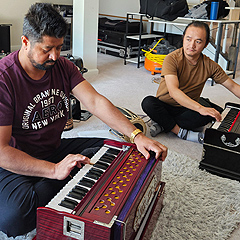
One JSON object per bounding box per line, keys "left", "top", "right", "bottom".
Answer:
{"left": 18, "top": 48, "right": 46, "bottom": 80}
{"left": 185, "top": 54, "right": 201, "bottom": 65}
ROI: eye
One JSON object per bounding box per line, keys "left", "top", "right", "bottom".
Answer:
{"left": 43, "top": 49, "right": 50, "bottom": 54}
{"left": 56, "top": 46, "right": 63, "bottom": 51}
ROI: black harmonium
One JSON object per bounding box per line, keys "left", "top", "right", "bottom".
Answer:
{"left": 200, "top": 102, "right": 240, "bottom": 180}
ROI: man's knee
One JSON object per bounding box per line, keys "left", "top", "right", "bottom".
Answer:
{"left": 141, "top": 95, "right": 156, "bottom": 112}
{"left": 0, "top": 200, "right": 36, "bottom": 237}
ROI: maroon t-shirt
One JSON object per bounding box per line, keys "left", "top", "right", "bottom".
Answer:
{"left": 0, "top": 51, "right": 85, "bottom": 159}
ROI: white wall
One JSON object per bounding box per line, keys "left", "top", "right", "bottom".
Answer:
{"left": 0, "top": 0, "right": 73, "bottom": 51}
{"left": 98, "top": 0, "right": 200, "bottom": 17}
{"left": 98, "top": 0, "right": 200, "bottom": 35}
{"left": 1, "top": 0, "right": 198, "bottom": 51}
{"left": 73, "top": 0, "right": 99, "bottom": 76}
{"left": 99, "top": 0, "right": 140, "bottom": 17}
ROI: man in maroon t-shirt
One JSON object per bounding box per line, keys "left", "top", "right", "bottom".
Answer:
{"left": 0, "top": 3, "right": 167, "bottom": 237}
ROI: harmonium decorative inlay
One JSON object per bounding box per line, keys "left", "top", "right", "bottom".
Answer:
{"left": 200, "top": 102, "right": 240, "bottom": 180}
{"left": 36, "top": 140, "right": 165, "bottom": 240}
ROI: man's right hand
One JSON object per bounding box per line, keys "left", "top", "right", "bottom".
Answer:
{"left": 198, "top": 106, "right": 222, "bottom": 122}
{"left": 53, "top": 154, "right": 90, "bottom": 180}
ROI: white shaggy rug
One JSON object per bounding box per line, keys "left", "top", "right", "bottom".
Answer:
{"left": 0, "top": 230, "right": 36, "bottom": 240}
{"left": 150, "top": 150, "right": 240, "bottom": 240}
{"left": 1, "top": 148, "right": 240, "bottom": 240}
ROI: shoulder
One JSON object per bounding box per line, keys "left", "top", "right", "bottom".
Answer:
{"left": 201, "top": 53, "right": 223, "bottom": 71}
{"left": 201, "top": 53, "right": 228, "bottom": 83}
{"left": 201, "top": 53, "right": 224, "bottom": 68}
{"left": 0, "top": 51, "right": 19, "bottom": 74}
{"left": 0, "top": 51, "right": 22, "bottom": 86}
{"left": 55, "top": 56, "right": 85, "bottom": 88}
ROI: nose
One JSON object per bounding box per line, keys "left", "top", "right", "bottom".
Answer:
{"left": 190, "top": 40, "right": 196, "bottom": 49}
{"left": 49, "top": 48, "right": 59, "bottom": 61}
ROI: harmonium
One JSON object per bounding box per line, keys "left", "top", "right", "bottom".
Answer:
{"left": 36, "top": 140, "right": 165, "bottom": 240}
{"left": 199, "top": 102, "right": 240, "bottom": 180}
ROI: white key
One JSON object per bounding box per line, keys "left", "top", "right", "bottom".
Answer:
{"left": 46, "top": 144, "right": 123, "bottom": 213}
{"left": 211, "top": 107, "right": 231, "bottom": 129}
{"left": 46, "top": 164, "right": 92, "bottom": 212}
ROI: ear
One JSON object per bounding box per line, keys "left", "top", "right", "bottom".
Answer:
{"left": 21, "top": 35, "right": 30, "bottom": 49}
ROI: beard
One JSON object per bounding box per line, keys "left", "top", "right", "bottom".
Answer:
{"left": 32, "top": 59, "right": 57, "bottom": 70}
{"left": 27, "top": 50, "right": 57, "bottom": 70}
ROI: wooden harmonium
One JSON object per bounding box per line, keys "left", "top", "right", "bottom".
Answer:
{"left": 36, "top": 140, "right": 165, "bottom": 240}
{"left": 200, "top": 102, "right": 240, "bottom": 180}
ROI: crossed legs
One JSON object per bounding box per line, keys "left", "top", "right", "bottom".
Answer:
{"left": 141, "top": 96, "right": 223, "bottom": 143}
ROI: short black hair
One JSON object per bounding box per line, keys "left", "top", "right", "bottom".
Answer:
{"left": 23, "top": 3, "right": 68, "bottom": 43}
{"left": 183, "top": 21, "right": 210, "bottom": 46}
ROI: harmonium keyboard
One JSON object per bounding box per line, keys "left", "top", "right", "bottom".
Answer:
{"left": 199, "top": 102, "right": 240, "bottom": 180}
{"left": 36, "top": 140, "right": 165, "bottom": 240}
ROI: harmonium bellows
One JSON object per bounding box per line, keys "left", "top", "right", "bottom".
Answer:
{"left": 36, "top": 140, "right": 165, "bottom": 240}
{"left": 199, "top": 102, "right": 240, "bottom": 180}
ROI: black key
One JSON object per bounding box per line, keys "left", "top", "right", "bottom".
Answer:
{"left": 106, "top": 148, "right": 120, "bottom": 155}
{"left": 68, "top": 191, "right": 84, "bottom": 200}
{"left": 78, "top": 177, "right": 95, "bottom": 188}
{"left": 99, "top": 157, "right": 113, "bottom": 164}
{"left": 74, "top": 185, "right": 88, "bottom": 195}
{"left": 103, "top": 152, "right": 116, "bottom": 158}
{"left": 84, "top": 173, "right": 99, "bottom": 180}
{"left": 68, "top": 183, "right": 90, "bottom": 201}
{"left": 85, "top": 168, "right": 103, "bottom": 180}
{"left": 92, "top": 168, "right": 104, "bottom": 175}
{"left": 59, "top": 197, "right": 78, "bottom": 210}
{"left": 93, "top": 161, "right": 109, "bottom": 170}
{"left": 103, "top": 153, "right": 114, "bottom": 158}
{"left": 230, "top": 114, "right": 240, "bottom": 133}
{"left": 218, "top": 108, "right": 239, "bottom": 132}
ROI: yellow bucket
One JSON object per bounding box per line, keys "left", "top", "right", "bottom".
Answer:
{"left": 142, "top": 38, "right": 167, "bottom": 65}
{"left": 142, "top": 38, "right": 167, "bottom": 75}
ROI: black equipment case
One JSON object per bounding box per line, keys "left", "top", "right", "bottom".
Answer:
{"left": 98, "top": 17, "right": 151, "bottom": 58}
{"left": 97, "top": 40, "right": 140, "bottom": 59}
{"left": 99, "top": 17, "right": 141, "bottom": 33}
{"left": 98, "top": 29, "right": 140, "bottom": 47}
{"left": 199, "top": 102, "right": 240, "bottom": 181}
{"left": 200, "top": 128, "right": 240, "bottom": 180}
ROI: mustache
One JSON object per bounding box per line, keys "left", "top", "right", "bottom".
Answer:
{"left": 44, "top": 59, "right": 57, "bottom": 64}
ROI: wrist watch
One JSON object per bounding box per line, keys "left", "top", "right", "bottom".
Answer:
{"left": 130, "top": 129, "right": 142, "bottom": 143}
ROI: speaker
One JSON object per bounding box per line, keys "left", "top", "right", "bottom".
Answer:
{"left": 0, "top": 25, "right": 11, "bottom": 53}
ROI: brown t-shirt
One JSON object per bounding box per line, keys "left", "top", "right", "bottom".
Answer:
{"left": 156, "top": 47, "right": 229, "bottom": 107}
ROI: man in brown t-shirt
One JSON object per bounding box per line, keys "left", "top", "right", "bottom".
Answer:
{"left": 142, "top": 21, "right": 240, "bottom": 143}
